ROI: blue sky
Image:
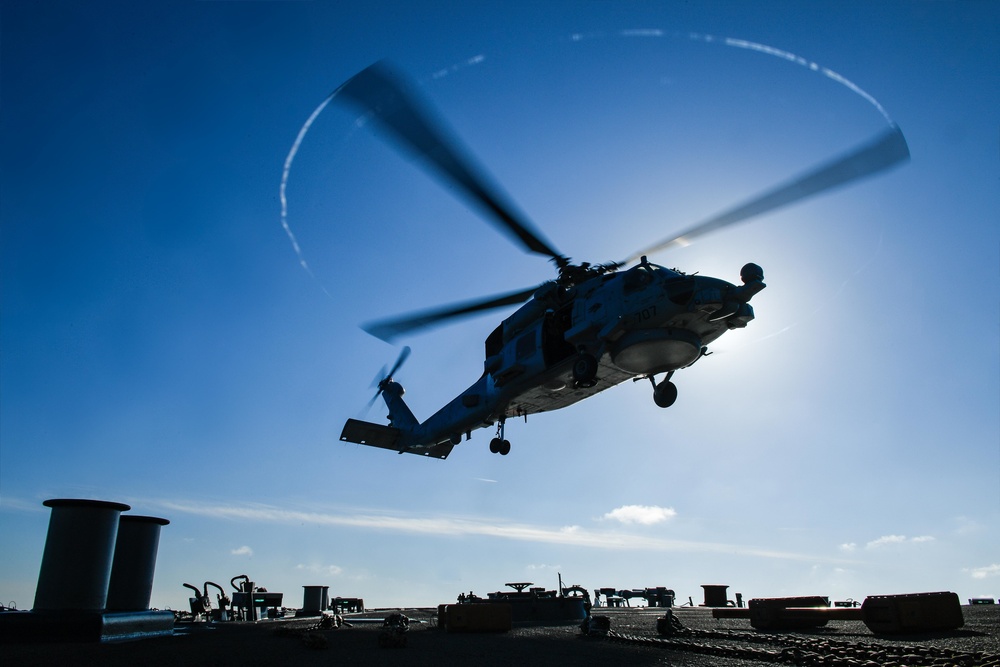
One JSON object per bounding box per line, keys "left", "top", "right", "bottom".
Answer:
{"left": 2, "top": 1, "right": 997, "bottom": 611}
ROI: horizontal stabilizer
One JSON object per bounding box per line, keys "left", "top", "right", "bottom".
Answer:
{"left": 339, "top": 419, "right": 453, "bottom": 459}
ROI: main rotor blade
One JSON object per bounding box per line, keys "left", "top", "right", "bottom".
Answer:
{"left": 620, "top": 124, "right": 910, "bottom": 266}
{"left": 363, "top": 285, "right": 541, "bottom": 343}
{"left": 335, "top": 61, "right": 562, "bottom": 261}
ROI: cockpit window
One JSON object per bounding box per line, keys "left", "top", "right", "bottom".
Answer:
{"left": 623, "top": 265, "right": 655, "bottom": 292}
{"left": 666, "top": 277, "right": 695, "bottom": 305}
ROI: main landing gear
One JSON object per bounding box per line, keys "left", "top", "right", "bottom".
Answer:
{"left": 572, "top": 352, "right": 599, "bottom": 388}
{"left": 649, "top": 371, "right": 677, "bottom": 408}
{"left": 489, "top": 420, "right": 510, "bottom": 456}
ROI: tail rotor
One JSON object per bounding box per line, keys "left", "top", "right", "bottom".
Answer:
{"left": 365, "top": 346, "right": 411, "bottom": 412}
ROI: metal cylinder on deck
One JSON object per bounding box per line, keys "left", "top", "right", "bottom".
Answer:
{"left": 105, "top": 515, "right": 170, "bottom": 611}
{"left": 302, "top": 585, "right": 330, "bottom": 614}
{"left": 33, "top": 498, "right": 131, "bottom": 611}
{"left": 701, "top": 584, "right": 729, "bottom": 607}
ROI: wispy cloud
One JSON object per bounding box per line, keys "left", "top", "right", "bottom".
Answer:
{"left": 953, "top": 516, "right": 983, "bottom": 536}
{"left": 602, "top": 504, "right": 676, "bottom": 525}
{"left": 722, "top": 37, "right": 891, "bottom": 123}
{"left": 430, "top": 54, "right": 487, "bottom": 81}
{"left": 865, "top": 535, "right": 935, "bottom": 549}
{"left": 0, "top": 496, "right": 49, "bottom": 514}
{"left": 966, "top": 564, "right": 1000, "bottom": 580}
{"left": 571, "top": 29, "right": 897, "bottom": 125}
{"left": 155, "top": 499, "right": 846, "bottom": 563}
{"left": 296, "top": 563, "right": 343, "bottom": 577}
{"left": 231, "top": 545, "right": 254, "bottom": 557}
{"left": 620, "top": 29, "right": 664, "bottom": 38}
{"left": 867, "top": 535, "right": 906, "bottom": 548}
{"left": 526, "top": 563, "right": 561, "bottom": 572}
{"left": 279, "top": 94, "right": 334, "bottom": 280}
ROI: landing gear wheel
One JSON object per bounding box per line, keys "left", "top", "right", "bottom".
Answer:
{"left": 653, "top": 380, "right": 677, "bottom": 408}
{"left": 489, "top": 438, "right": 511, "bottom": 455}
{"left": 572, "top": 353, "right": 598, "bottom": 388}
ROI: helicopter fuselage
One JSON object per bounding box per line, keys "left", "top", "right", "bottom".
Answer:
{"left": 340, "top": 260, "right": 765, "bottom": 458}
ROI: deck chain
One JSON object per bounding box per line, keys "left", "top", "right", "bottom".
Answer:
{"left": 606, "top": 624, "right": 1000, "bottom": 666}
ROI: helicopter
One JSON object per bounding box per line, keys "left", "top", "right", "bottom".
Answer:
{"left": 335, "top": 61, "right": 909, "bottom": 459}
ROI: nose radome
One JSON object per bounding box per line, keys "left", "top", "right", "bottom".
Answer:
{"left": 740, "top": 263, "right": 764, "bottom": 284}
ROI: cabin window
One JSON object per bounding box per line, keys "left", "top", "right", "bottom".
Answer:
{"left": 485, "top": 324, "right": 504, "bottom": 358}
{"left": 542, "top": 307, "right": 575, "bottom": 367}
